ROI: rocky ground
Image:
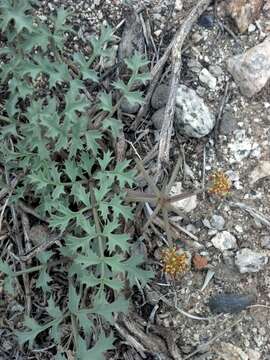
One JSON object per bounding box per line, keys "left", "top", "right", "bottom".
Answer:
{"left": 2, "top": 0, "right": 270, "bottom": 359}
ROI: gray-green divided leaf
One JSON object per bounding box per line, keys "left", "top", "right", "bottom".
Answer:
{"left": 124, "top": 51, "right": 149, "bottom": 72}
{"left": 77, "top": 333, "right": 114, "bottom": 360}
{"left": 36, "top": 268, "right": 52, "bottom": 293}
{"left": 0, "top": 0, "right": 33, "bottom": 34}
{"left": 15, "top": 317, "right": 45, "bottom": 348}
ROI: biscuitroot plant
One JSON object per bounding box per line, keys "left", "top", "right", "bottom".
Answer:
{"left": 0, "top": 0, "right": 153, "bottom": 358}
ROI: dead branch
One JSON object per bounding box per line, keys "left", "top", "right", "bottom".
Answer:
{"left": 157, "top": 0, "right": 212, "bottom": 172}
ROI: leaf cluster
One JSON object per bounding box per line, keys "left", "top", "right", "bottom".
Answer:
{"left": 0, "top": 0, "right": 153, "bottom": 358}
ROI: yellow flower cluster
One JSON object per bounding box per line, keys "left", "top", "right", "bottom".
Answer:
{"left": 161, "top": 247, "right": 188, "bottom": 277}
{"left": 208, "top": 171, "right": 231, "bottom": 196}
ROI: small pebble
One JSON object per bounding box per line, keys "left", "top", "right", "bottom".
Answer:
{"left": 235, "top": 248, "right": 268, "bottom": 273}
{"left": 151, "top": 107, "right": 165, "bottom": 130}
{"left": 210, "top": 215, "right": 225, "bottom": 231}
{"left": 120, "top": 98, "right": 140, "bottom": 114}
{"left": 175, "top": 0, "right": 183, "bottom": 11}
{"left": 211, "top": 231, "right": 237, "bottom": 251}
{"left": 198, "top": 14, "right": 215, "bottom": 28}
{"left": 199, "top": 68, "right": 217, "bottom": 90}
{"left": 261, "top": 235, "right": 270, "bottom": 249}
{"left": 209, "top": 293, "right": 256, "bottom": 314}
{"left": 248, "top": 23, "right": 256, "bottom": 32}
{"left": 151, "top": 84, "right": 170, "bottom": 110}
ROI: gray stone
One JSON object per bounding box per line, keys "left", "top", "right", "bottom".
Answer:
{"left": 199, "top": 68, "right": 217, "bottom": 89}
{"left": 249, "top": 161, "right": 270, "bottom": 184}
{"left": 196, "top": 86, "right": 206, "bottom": 97}
{"left": 151, "top": 84, "right": 170, "bottom": 110}
{"left": 151, "top": 107, "right": 165, "bottom": 130}
{"left": 220, "top": 109, "right": 236, "bottom": 135}
{"left": 227, "top": 36, "right": 270, "bottom": 97}
{"left": 261, "top": 235, "right": 270, "bottom": 249}
{"left": 208, "top": 64, "right": 224, "bottom": 79}
{"left": 120, "top": 98, "right": 140, "bottom": 114}
{"left": 169, "top": 182, "right": 197, "bottom": 213}
{"left": 188, "top": 59, "right": 202, "bottom": 73}
{"left": 203, "top": 219, "right": 212, "bottom": 229}
{"left": 29, "top": 224, "right": 49, "bottom": 246}
{"left": 235, "top": 248, "right": 268, "bottom": 273}
{"left": 175, "top": 0, "right": 183, "bottom": 11}
{"left": 210, "top": 215, "right": 225, "bottom": 230}
{"left": 198, "top": 14, "right": 215, "bottom": 28}
{"left": 211, "top": 231, "right": 237, "bottom": 251}
{"left": 174, "top": 85, "right": 215, "bottom": 138}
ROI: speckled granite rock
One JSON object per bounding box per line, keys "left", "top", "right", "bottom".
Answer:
{"left": 174, "top": 84, "right": 215, "bottom": 138}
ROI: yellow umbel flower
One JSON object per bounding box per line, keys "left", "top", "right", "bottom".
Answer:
{"left": 161, "top": 247, "right": 188, "bottom": 277}
{"left": 208, "top": 171, "right": 231, "bottom": 196}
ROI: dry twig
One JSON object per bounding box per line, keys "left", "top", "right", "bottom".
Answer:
{"left": 228, "top": 201, "right": 270, "bottom": 228}
{"left": 157, "top": 0, "right": 212, "bottom": 172}
{"left": 4, "top": 166, "right": 32, "bottom": 315}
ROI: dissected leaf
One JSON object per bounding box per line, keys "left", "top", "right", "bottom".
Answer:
{"left": 77, "top": 333, "right": 114, "bottom": 360}
{"left": 0, "top": 0, "right": 33, "bottom": 34}
{"left": 68, "top": 284, "right": 80, "bottom": 314}
{"left": 36, "top": 268, "right": 52, "bottom": 293}
{"left": 16, "top": 317, "right": 45, "bottom": 348}
{"left": 103, "top": 117, "right": 122, "bottom": 138}
{"left": 102, "top": 220, "right": 130, "bottom": 252}
{"left": 124, "top": 52, "right": 149, "bottom": 72}
{"left": 46, "top": 296, "right": 63, "bottom": 319}
{"left": 98, "top": 92, "right": 113, "bottom": 112}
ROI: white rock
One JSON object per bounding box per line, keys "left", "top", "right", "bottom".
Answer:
{"left": 203, "top": 219, "right": 212, "bottom": 229}
{"left": 250, "top": 161, "right": 270, "bottom": 184}
{"left": 185, "top": 224, "right": 198, "bottom": 234}
{"left": 183, "top": 163, "right": 195, "bottom": 178}
{"left": 175, "top": 85, "right": 215, "bottom": 138}
{"left": 199, "top": 68, "right": 217, "bottom": 89}
{"left": 235, "top": 248, "right": 268, "bottom": 273}
{"left": 235, "top": 225, "right": 243, "bottom": 233}
{"left": 227, "top": 36, "right": 270, "bottom": 97}
{"left": 211, "top": 231, "right": 237, "bottom": 251}
{"left": 154, "top": 29, "right": 162, "bottom": 37}
{"left": 169, "top": 182, "right": 197, "bottom": 213}
{"left": 248, "top": 23, "right": 256, "bottom": 32}
{"left": 246, "top": 349, "right": 261, "bottom": 360}
{"left": 227, "top": 170, "right": 237, "bottom": 183}
{"left": 175, "top": 0, "right": 183, "bottom": 11}
{"left": 261, "top": 235, "right": 270, "bottom": 249}
{"left": 210, "top": 215, "right": 225, "bottom": 230}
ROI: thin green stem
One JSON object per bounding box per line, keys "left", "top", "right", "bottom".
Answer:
{"left": 69, "top": 278, "right": 79, "bottom": 350}
{"left": 13, "top": 264, "right": 44, "bottom": 276}
{"left": 89, "top": 183, "right": 105, "bottom": 295}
